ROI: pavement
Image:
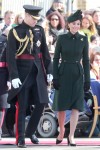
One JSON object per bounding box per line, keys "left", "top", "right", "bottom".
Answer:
{"left": 0, "top": 138, "right": 100, "bottom": 149}
{"left": 0, "top": 145, "right": 100, "bottom": 150}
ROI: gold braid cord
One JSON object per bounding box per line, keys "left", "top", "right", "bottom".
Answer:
{"left": 13, "top": 29, "right": 33, "bottom": 56}
{"left": 16, "top": 38, "right": 29, "bottom": 56}
{"left": 29, "top": 30, "right": 34, "bottom": 50}
{"left": 13, "top": 29, "right": 27, "bottom": 42}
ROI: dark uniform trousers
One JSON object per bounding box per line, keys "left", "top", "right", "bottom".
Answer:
{"left": 16, "top": 63, "right": 45, "bottom": 143}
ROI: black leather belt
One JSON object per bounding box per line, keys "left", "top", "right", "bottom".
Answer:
{"left": 62, "top": 60, "right": 82, "bottom": 75}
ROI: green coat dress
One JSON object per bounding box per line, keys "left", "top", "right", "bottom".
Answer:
{"left": 52, "top": 31, "right": 90, "bottom": 111}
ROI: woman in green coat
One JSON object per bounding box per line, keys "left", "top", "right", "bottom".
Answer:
{"left": 52, "top": 10, "right": 90, "bottom": 146}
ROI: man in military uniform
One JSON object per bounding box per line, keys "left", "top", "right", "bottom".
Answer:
{"left": 6, "top": 5, "right": 52, "bottom": 148}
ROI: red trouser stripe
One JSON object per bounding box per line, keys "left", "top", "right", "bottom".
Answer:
{"left": 0, "top": 62, "right": 8, "bottom": 67}
{"left": 15, "top": 101, "right": 19, "bottom": 144}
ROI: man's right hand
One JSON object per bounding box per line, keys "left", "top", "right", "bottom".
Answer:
{"left": 11, "top": 78, "right": 22, "bottom": 89}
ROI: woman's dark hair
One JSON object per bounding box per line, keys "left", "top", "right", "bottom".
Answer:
{"left": 90, "top": 35, "right": 97, "bottom": 42}
{"left": 47, "top": 11, "right": 65, "bottom": 29}
{"left": 90, "top": 34, "right": 100, "bottom": 43}
{"left": 90, "top": 51, "right": 100, "bottom": 64}
{"left": 92, "top": 9, "right": 100, "bottom": 17}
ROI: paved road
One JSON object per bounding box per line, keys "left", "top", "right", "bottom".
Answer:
{"left": 0, "top": 138, "right": 100, "bottom": 149}
{"left": 0, "top": 145, "right": 100, "bottom": 150}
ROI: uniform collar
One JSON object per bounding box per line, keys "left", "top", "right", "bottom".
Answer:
{"left": 21, "top": 21, "right": 33, "bottom": 30}
{"left": 67, "top": 31, "right": 80, "bottom": 39}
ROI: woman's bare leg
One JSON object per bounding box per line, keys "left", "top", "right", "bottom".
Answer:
{"left": 0, "top": 109, "right": 5, "bottom": 140}
{"left": 57, "top": 111, "right": 66, "bottom": 140}
{"left": 0, "top": 109, "right": 5, "bottom": 128}
{"left": 69, "top": 109, "right": 79, "bottom": 143}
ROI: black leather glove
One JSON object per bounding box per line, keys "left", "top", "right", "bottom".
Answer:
{"left": 84, "top": 82, "right": 90, "bottom": 92}
{"left": 53, "top": 79, "right": 60, "bottom": 90}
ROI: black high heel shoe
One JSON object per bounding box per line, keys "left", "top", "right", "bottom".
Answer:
{"left": 56, "top": 128, "right": 65, "bottom": 144}
{"left": 56, "top": 139, "right": 62, "bottom": 144}
{"left": 67, "top": 137, "right": 76, "bottom": 146}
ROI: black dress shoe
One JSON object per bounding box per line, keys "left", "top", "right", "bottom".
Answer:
{"left": 30, "top": 134, "right": 39, "bottom": 144}
{"left": 67, "top": 137, "right": 76, "bottom": 146}
{"left": 17, "top": 140, "right": 26, "bottom": 148}
{"left": 56, "top": 139, "right": 62, "bottom": 144}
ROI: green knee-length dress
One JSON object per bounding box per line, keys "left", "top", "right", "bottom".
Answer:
{"left": 52, "top": 32, "right": 90, "bottom": 111}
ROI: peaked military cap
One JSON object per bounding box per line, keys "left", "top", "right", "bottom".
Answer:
{"left": 53, "top": 0, "right": 63, "bottom": 3}
{"left": 23, "top": 5, "right": 42, "bottom": 20}
{"left": 67, "top": 10, "right": 83, "bottom": 23}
